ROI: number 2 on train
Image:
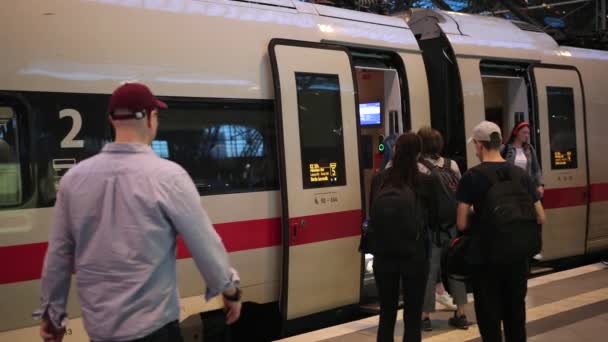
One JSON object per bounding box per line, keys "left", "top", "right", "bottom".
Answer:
{"left": 59, "top": 109, "right": 84, "bottom": 149}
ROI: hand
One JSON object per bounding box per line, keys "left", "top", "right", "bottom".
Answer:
{"left": 223, "top": 296, "right": 242, "bottom": 325}
{"left": 40, "top": 318, "right": 65, "bottom": 342}
{"left": 537, "top": 186, "right": 545, "bottom": 198}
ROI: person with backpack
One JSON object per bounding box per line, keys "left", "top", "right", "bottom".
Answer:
{"left": 368, "top": 132, "right": 437, "bottom": 342}
{"left": 502, "top": 121, "right": 545, "bottom": 261}
{"left": 417, "top": 127, "right": 470, "bottom": 331}
{"left": 456, "top": 121, "right": 546, "bottom": 342}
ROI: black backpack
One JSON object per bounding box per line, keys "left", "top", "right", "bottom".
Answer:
{"left": 369, "top": 181, "right": 425, "bottom": 258}
{"left": 420, "top": 158, "right": 459, "bottom": 229}
{"left": 441, "top": 232, "right": 472, "bottom": 293}
{"left": 478, "top": 166, "right": 541, "bottom": 263}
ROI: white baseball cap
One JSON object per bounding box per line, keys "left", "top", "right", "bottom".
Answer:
{"left": 467, "top": 121, "right": 502, "bottom": 144}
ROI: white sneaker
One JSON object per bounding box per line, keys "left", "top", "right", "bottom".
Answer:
{"left": 436, "top": 292, "right": 457, "bottom": 310}
{"left": 533, "top": 253, "right": 543, "bottom": 261}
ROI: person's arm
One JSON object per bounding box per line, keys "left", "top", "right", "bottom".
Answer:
{"left": 455, "top": 170, "right": 476, "bottom": 232}
{"left": 522, "top": 171, "right": 545, "bottom": 225}
{"left": 35, "top": 185, "right": 74, "bottom": 340}
{"left": 535, "top": 201, "right": 546, "bottom": 225}
{"left": 161, "top": 172, "right": 241, "bottom": 323}
{"left": 457, "top": 202, "right": 471, "bottom": 232}
{"left": 530, "top": 146, "right": 544, "bottom": 196}
{"left": 369, "top": 171, "right": 384, "bottom": 212}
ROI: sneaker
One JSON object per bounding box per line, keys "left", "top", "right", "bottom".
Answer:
{"left": 448, "top": 314, "right": 470, "bottom": 330}
{"left": 533, "top": 253, "right": 543, "bottom": 261}
{"left": 436, "top": 293, "right": 457, "bottom": 310}
{"left": 422, "top": 317, "right": 433, "bottom": 332}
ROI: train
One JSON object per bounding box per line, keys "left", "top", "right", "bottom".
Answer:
{"left": 1, "top": 0, "right": 607, "bottom": 340}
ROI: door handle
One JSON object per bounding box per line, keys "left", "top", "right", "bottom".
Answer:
{"left": 292, "top": 219, "right": 307, "bottom": 241}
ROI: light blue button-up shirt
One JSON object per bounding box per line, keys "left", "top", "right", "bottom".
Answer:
{"left": 36, "top": 143, "right": 238, "bottom": 341}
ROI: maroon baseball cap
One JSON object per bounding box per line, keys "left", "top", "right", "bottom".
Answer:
{"left": 108, "top": 82, "right": 167, "bottom": 119}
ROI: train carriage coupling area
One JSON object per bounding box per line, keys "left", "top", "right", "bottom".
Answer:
{"left": 277, "top": 263, "right": 608, "bottom": 342}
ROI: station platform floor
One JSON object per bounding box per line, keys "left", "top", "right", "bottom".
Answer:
{"left": 278, "top": 263, "right": 608, "bottom": 342}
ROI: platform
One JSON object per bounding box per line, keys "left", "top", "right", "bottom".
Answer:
{"left": 278, "top": 263, "right": 608, "bottom": 342}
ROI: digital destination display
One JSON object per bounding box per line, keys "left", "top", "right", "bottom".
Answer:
{"left": 553, "top": 150, "right": 576, "bottom": 168}
{"left": 359, "top": 102, "right": 381, "bottom": 126}
{"left": 308, "top": 162, "right": 338, "bottom": 184}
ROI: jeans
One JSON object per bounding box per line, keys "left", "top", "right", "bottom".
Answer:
{"left": 373, "top": 258, "right": 429, "bottom": 342}
{"left": 423, "top": 243, "right": 468, "bottom": 312}
{"left": 471, "top": 261, "right": 529, "bottom": 342}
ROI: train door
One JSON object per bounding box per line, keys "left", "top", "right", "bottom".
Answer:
{"left": 529, "top": 65, "right": 588, "bottom": 259}
{"left": 269, "top": 39, "right": 363, "bottom": 321}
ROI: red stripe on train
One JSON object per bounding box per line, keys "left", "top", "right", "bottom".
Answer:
{"left": 543, "top": 186, "right": 587, "bottom": 209}
{"left": 0, "top": 242, "right": 48, "bottom": 286}
{"left": 0, "top": 218, "right": 282, "bottom": 285}
{"left": 176, "top": 217, "right": 281, "bottom": 259}
{"left": 288, "top": 210, "right": 362, "bottom": 246}
{"left": 543, "top": 183, "right": 608, "bottom": 209}
{"left": 0, "top": 210, "right": 361, "bottom": 285}
{"left": 3, "top": 180, "right": 608, "bottom": 286}
{"left": 590, "top": 183, "right": 608, "bottom": 203}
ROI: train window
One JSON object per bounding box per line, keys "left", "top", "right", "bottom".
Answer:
{"left": 547, "top": 87, "right": 578, "bottom": 170}
{"left": 0, "top": 106, "right": 22, "bottom": 207}
{"left": 156, "top": 100, "right": 278, "bottom": 195}
{"left": 295, "top": 73, "right": 347, "bottom": 189}
{"left": 151, "top": 140, "right": 170, "bottom": 159}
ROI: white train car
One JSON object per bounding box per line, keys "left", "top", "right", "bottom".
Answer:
{"left": 0, "top": 1, "right": 606, "bottom": 340}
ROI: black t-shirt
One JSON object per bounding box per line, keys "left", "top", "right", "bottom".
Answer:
{"left": 457, "top": 162, "right": 540, "bottom": 208}
{"left": 456, "top": 162, "right": 540, "bottom": 264}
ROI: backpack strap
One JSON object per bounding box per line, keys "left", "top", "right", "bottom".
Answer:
{"left": 442, "top": 158, "right": 452, "bottom": 171}
{"left": 419, "top": 158, "right": 436, "bottom": 172}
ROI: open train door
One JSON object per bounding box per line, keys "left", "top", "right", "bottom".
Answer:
{"left": 529, "top": 65, "right": 589, "bottom": 258}
{"left": 269, "top": 39, "right": 363, "bottom": 321}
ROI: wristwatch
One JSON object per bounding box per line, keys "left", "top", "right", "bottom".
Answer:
{"left": 223, "top": 288, "right": 242, "bottom": 302}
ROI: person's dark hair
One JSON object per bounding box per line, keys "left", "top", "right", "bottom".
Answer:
{"left": 417, "top": 126, "right": 443, "bottom": 158}
{"left": 479, "top": 132, "right": 502, "bottom": 150}
{"left": 387, "top": 132, "right": 422, "bottom": 188}
{"left": 506, "top": 121, "right": 530, "bottom": 146}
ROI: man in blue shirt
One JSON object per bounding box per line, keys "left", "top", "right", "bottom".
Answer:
{"left": 37, "top": 83, "right": 241, "bottom": 342}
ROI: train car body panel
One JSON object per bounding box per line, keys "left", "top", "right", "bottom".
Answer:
{"left": 1, "top": 0, "right": 607, "bottom": 340}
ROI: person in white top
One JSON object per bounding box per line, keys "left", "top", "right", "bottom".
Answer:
{"left": 501, "top": 122, "right": 544, "bottom": 198}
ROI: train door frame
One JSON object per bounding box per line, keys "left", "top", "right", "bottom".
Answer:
{"left": 346, "top": 48, "right": 413, "bottom": 305}
{"left": 528, "top": 64, "right": 590, "bottom": 258}
{"left": 479, "top": 60, "right": 538, "bottom": 148}
{"left": 268, "top": 38, "right": 364, "bottom": 325}
{"left": 354, "top": 65, "right": 402, "bottom": 304}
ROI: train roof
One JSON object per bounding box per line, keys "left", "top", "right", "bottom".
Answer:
{"left": 1, "top": 0, "right": 607, "bottom": 97}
